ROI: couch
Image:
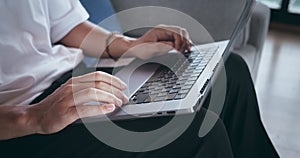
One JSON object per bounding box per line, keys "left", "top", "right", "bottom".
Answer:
{"left": 80, "top": 0, "right": 270, "bottom": 82}
{"left": 233, "top": 2, "right": 270, "bottom": 82}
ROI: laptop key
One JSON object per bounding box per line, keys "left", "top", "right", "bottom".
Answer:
{"left": 154, "top": 96, "right": 166, "bottom": 102}
{"left": 127, "top": 46, "right": 218, "bottom": 104}
{"left": 136, "top": 94, "right": 149, "bottom": 104}
{"left": 179, "top": 89, "right": 189, "bottom": 94}
{"left": 185, "top": 81, "right": 195, "bottom": 85}
{"left": 175, "top": 94, "right": 187, "bottom": 100}
{"left": 188, "top": 76, "right": 198, "bottom": 81}
{"left": 182, "top": 85, "right": 193, "bottom": 90}
{"left": 166, "top": 93, "right": 177, "bottom": 100}
{"left": 191, "top": 73, "right": 200, "bottom": 77}
{"left": 172, "top": 84, "right": 182, "bottom": 89}
{"left": 157, "top": 92, "right": 167, "bottom": 97}
{"left": 169, "top": 88, "right": 180, "bottom": 94}
{"left": 144, "top": 96, "right": 155, "bottom": 103}
{"left": 131, "top": 95, "right": 137, "bottom": 101}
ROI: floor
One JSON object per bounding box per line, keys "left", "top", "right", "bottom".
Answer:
{"left": 256, "top": 27, "right": 300, "bottom": 158}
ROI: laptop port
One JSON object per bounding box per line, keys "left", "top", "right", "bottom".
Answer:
{"left": 166, "top": 111, "right": 176, "bottom": 115}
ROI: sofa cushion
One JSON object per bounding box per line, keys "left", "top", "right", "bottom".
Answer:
{"left": 234, "top": 44, "right": 256, "bottom": 71}
{"left": 111, "top": 0, "right": 247, "bottom": 44}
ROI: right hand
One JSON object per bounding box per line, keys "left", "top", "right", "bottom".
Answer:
{"left": 28, "top": 71, "right": 128, "bottom": 134}
{"left": 128, "top": 25, "right": 193, "bottom": 60}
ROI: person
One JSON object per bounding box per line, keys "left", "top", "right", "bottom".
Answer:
{"left": 0, "top": 0, "right": 279, "bottom": 158}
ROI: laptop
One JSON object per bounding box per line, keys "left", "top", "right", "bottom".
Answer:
{"left": 81, "top": 0, "right": 255, "bottom": 122}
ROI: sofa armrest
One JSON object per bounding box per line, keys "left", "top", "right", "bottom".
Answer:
{"left": 248, "top": 2, "right": 270, "bottom": 54}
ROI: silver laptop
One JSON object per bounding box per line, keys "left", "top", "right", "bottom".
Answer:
{"left": 81, "top": 0, "right": 255, "bottom": 122}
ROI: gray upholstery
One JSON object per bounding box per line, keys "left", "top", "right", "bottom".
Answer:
{"left": 111, "top": 0, "right": 245, "bottom": 43}
{"left": 110, "top": 0, "right": 270, "bottom": 82}
{"left": 234, "top": 2, "right": 270, "bottom": 81}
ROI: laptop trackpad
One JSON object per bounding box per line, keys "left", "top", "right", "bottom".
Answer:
{"left": 115, "top": 60, "right": 160, "bottom": 97}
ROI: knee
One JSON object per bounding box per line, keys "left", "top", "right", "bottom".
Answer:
{"left": 197, "top": 109, "right": 233, "bottom": 157}
{"left": 196, "top": 108, "right": 226, "bottom": 138}
{"left": 225, "top": 53, "right": 252, "bottom": 82}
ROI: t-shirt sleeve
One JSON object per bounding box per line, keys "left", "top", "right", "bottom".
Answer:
{"left": 48, "top": 0, "right": 89, "bottom": 43}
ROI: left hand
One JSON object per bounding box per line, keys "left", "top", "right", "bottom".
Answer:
{"left": 128, "top": 25, "right": 193, "bottom": 60}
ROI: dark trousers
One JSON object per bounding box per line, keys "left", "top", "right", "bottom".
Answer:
{"left": 0, "top": 54, "right": 279, "bottom": 158}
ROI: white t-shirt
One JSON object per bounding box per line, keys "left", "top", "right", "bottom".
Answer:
{"left": 0, "top": 0, "right": 89, "bottom": 105}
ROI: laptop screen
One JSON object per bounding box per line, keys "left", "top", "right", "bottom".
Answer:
{"left": 110, "top": 0, "right": 252, "bottom": 45}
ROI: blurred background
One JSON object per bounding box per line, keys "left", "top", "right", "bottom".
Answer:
{"left": 255, "top": 1, "right": 300, "bottom": 158}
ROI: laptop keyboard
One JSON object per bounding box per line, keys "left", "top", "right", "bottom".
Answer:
{"left": 128, "top": 46, "right": 218, "bottom": 104}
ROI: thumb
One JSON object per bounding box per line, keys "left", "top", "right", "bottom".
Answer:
{"left": 153, "top": 42, "right": 174, "bottom": 54}
{"left": 102, "top": 104, "right": 116, "bottom": 113}
{"left": 74, "top": 104, "right": 116, "bottom": 118}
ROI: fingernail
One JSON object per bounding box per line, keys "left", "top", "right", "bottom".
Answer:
{"left": 121, "top": 82, "right": 127, "bottom": 89}
{"left": 104, "top": 104, "right": 115, "bottom": 112}
{"left": 124, "top": 96, "right": 129, "bottom": 104}
{"left": 189, "top": 40, "right": 194, "bottom": 45}
{"left": 116, "top": 99, "right": 123, "bottom": 106}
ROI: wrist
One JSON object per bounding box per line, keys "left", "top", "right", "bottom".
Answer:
{"left": 22, "top": 104, "right": 42, "bottom": 135}
{"left": 0, "top": 105, "right": 42, "bottom": 140}
{"left": 109, "top": 35, "right": 137, "bottom": 58}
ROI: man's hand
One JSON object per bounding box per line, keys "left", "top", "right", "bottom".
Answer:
{"left": 0, "top": 71, "right": 129, "bottom": 140}
{"left": 127, "top": 25, "right": 193, "bottom": 60}
{"left": 60, "top": 22, "right": 193, "bottom": 60}
{"left": 27, "top": 71, "right": 128, "bottom": 134}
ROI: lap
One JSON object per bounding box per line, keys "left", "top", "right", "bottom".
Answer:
{"left": 0, "top": 108, "right": 233, "bottom": 158}
{"left": 2, "top": 53, "right": 278, "bottom": 158}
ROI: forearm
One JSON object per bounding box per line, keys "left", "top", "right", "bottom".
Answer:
{"left": 60, "top": 22, "right": 192, "bottom": 60}
{"left": 60, "top": 21, "right": 136, "bottom": 58}
{"left": 0, "top": 105, "right": 38, "bottom": 140}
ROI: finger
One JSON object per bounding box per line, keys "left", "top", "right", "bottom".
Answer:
{"left": 160, "top": 41, "right": 175, "bottom": 48}
{"left": 173, "top": 32, "right": 182, "bottom": 51}
{"left": 182, "top": 30, "right": 192, "bottom": 51}
{"left": 71, "top": 72, "right": 127, "bottom": 90}
{"left": 188, "top": 40, "right": 193, "bottom": 50}
{"left": 72, "top": 82, "right": 129, "bottom": 104}
{"left": 184, "top": 30, "right": 193, "bottom": 51}
{"left": 179, "top": 30, "right": 188, "bottom": 53}
{"left": 160, "top": 25, "right": 192, "bottom": 52}
{"left": 154, "top": 25, "right": 183, "bottom": 51}
{"left": 70, "top": 104, "right": 116, "bottom": 119}
{"left": 73, "top": 88, "right": 123, "bottom": 107}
